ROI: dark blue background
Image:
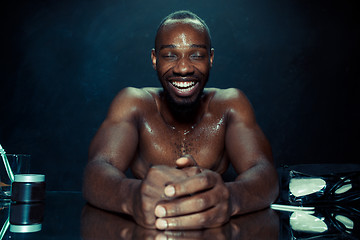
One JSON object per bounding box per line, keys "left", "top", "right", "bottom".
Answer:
{"left": 1, "top": 0, "right": 359, "bottom": 190}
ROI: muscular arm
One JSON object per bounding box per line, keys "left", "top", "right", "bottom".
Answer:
{"left": 83, "top": 122, "right": 140, "bottom": 214}
{"left": 225, "top": 89, "right": 279, "bottom": 215}
{"left": 83, "top": 88, "right": 141, "bottom": 215}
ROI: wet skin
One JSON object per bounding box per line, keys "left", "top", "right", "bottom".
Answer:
{"left": 83, "top": 19, "right": 279, "bottom": 230}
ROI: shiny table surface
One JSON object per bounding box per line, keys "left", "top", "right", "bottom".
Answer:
{"left": 1, "top": 163, "right": 360, "bottom": 239}
{"left": 1, "top": 191, "right": 280, "bottom": 239}
{"left": 1, "top": 191, "right": 359, "bottom": 239}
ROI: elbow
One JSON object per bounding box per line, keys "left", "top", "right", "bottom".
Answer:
{"left": 82, "top": 162, "right": 98, "bottom": 204}
{"left": 82, "top": 166, "right": 92, "bottom": 203}
{"left": 270, "top": 175, "right": 280, "bottom": 204}
{"left": 267, "top": 166, "right": 280, "bottom": 205}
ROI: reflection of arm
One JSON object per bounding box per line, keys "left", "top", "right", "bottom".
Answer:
{"left": 81, "top": 204, "right": 137, "bottom": 240}
{"left": 81, "top": 204, "right": 162, "bottom": 240}
{"left": 224, "top": 89, "right": 279, "bottom": 215}
{"left": 82, "top": 87, "right": 141, "bottom": 215}
{"left": 81, "top": 204, "right": 279, "bottom": 240}
{"left": 230, "top": 208, "right": 279, "bottom": 240}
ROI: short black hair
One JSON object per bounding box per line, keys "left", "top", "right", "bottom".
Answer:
{"left": 155, "top": 10, "right": 212, "bottom": 49}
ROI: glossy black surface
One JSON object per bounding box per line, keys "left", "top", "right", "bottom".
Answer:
{"left": 1, "top": 192, "right": 85, "bottom": 240}
{"left": 1, "top": 164, "right": 360, "bottom": 239}
{"left": 1, "top": 191, "right": 280, "bottom": 240}
{"left": 0, "top": 190, "right": 359, "bottom": 239}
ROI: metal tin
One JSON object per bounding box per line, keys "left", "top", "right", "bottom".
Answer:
{"left": 11, "top": 174, "right": 46, "bottom": 203}
{"left": 9, "top": 202, "right": 44, "bottom": 233}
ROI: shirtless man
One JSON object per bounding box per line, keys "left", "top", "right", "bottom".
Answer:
{"left": 83, "top": 10, "right": 279, "bottom": 230}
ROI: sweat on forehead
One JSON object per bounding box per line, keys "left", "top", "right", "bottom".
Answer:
{"left": 162, "top": 18, "right": 205, "bottom": 32}
{"left": 155, "top": 19, "right": 211, "bottom": 51}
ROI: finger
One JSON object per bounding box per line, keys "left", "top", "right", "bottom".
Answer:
{"left": 164, "top": 170, "right": 218, "bottom": 198}
{"left": 155, "top": 190, "right": 219, "bottom": 217}
{"left": 149, "top": 165, "right": 187, "bottom": 179}
{"left": 141, "top": 166, "right": 189, "bottom": 204}
{"left": 155, "top": 206, "right": 226, "bottom": 230}
{"left": 181, "top": 166, "right": 202, "bottom": 177}
{"left": 153, "top": 233, "right": 169, "bottom": 240}
{"left": 176, "top": 155, "right": 198, "bottom": 168}
{"left": 162, "top": 231, "right": 203, "bottom": 239}
{"left": 147, "top": 166, "right": 188, "bottom": 187}
{"left": 162, "top": 229, "right": 224, "bottom": 239}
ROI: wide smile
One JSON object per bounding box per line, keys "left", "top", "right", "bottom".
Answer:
{"left": 169, "top": 80, "right": 199, "bottom": 97}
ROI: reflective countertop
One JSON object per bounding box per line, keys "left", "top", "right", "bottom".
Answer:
{"left": 1, "top": 192, "right": 85, "bottom": 240}
{"left": 1, "top": 164, "right": 360, "bottom": 239}
{"left": 0, "top": 190, "right": 359, "bottom": 239}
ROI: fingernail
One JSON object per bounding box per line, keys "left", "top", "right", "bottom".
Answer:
{"left": 155, "top": 205, "right": 166, "bottom": 217}
{"left": 177, "top": 157, "right": 187, "bottom": 164}
{"left": 155, "top": 234, "right": 167, "bottom": 240}
{"left": 164, "top": 185, "right": 175, "bottom": 197}
{"left": 156, "top": 219, "right": 168, "bottom": 230}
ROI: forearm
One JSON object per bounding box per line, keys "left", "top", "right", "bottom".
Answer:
{"left": 82, "top": 160, "right": 141, "bottom": 215}
{"left": 226, "top": 161, "right": 279, "bottom": 216}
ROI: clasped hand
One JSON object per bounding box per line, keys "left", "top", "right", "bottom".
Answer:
{"left": 133, "top": 155, "right": 231, "bottom": 230}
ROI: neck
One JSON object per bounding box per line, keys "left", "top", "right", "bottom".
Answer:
{"left": 160, "top": 92, "right": 206, "bottom": 128}
{"left": 169, "top": 101, "right": 201, "bottom": 123}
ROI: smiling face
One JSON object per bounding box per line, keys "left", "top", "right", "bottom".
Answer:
{"left": 152, "top": 19, "right": 214, "bottom": 109}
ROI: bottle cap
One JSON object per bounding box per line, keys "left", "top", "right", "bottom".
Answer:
{"left": 14, "top": 174, "right": 45, "bottom": 182}
{"left": 10, "top": 223, "right": 42, "bottom": 233}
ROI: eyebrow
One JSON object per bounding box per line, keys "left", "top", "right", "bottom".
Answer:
{"left": 159, "top": 44, "right": 208, "bottom": 50}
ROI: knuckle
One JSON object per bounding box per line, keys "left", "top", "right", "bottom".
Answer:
{"left": 175, "top": 205, "right": 182, "bottom": 215}
{"left": 222, "top": 188, "right": 230, "bottom": 200}
{"left": 166, "top": 204, "right": 178, "bottom": 216}
{"left": 198, "top": 215, "right": 207, "bottom": 226}
{"left": 147, "top": 166, "right": 159, "bottom": 176}
{"left": 211, "top": 216, "right": 224, "bottom": 227}
{"left": 197, "top": 195, "right": 209, "bottom": 209}
{"left": 140, "top": 182, "right": 150, "bottom": 194}
{"left": 199, "top": 174, "right": 210, "bottom": 186}
{"left": 141, "top": 200, "right": 152, "bottom": 212}
{"left": 173, "top": 184, "right": 181, "bottom": 194}
{"left": 220, "top": 204, "right": 228, "bottom": 216}
{"left": 169, "top": 218, "right": 181, "bottom": 229}
{"left": 143, "top": 216, "right": 155, "bottom": 226}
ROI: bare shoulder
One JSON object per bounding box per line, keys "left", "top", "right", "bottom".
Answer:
{"left": 206, "top": 87, "right": 253, "bottom": 111}
{"left": 112, "top": 87, "right": 159, "bottom": 101}
{"left": 106, "top": 87, "right": 160, "bottom": 121}
{"left": 208, "top": 88, "right": 248, "bottom": 101}
{"left": 206, "top": 88, "right": 255, "bottom": 124}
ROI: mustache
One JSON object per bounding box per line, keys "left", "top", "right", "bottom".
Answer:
{"left": 165, "top": 73, "right": 203, "bottom": 82}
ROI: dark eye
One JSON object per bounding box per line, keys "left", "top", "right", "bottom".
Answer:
{"left": 190, "top": 53, "right": 204, "bottom": 60}
{"left": 162, "top": 53, "right": 177, "bottom": 60}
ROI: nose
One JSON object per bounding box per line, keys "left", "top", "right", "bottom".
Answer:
{"left": 173, "top": 57, "right": 194, "bottom": 76}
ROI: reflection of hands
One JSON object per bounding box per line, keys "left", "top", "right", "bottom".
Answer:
{"left": 81, "top": 204, "right": 279, "bottom": 240}
{"left": 132, "top": 154, "right": 202, "bottom": 229}
{"left": 154, "top": 155, "right": 231, "bottom": 230}
{"left": 154, "top": 169, "right": 231, "bottom": 230}
{"left": 132, "top": 165, "right": 189, "bottom": 229}
{"left": 81, "top": 204, "right": 160, "bottom": 239}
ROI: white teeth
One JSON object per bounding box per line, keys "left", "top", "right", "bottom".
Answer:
{"left": 171, "top": 81, "right": 195, "bottom": 88}
{"left": 178, "top": 85, "right": 195, "bottom": 93}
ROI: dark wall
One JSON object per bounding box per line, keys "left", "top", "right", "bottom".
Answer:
{"left": 1, "top": 0, "right": 359, "bottom": 190}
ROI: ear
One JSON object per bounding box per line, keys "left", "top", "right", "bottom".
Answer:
{"left": 209, "top": 48, "right": 214, "bottom": 68}
{"left": 151, "top": 48, "right": 157, "bottom": 70}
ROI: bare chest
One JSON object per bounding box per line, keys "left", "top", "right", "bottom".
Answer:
{"left": 135, "top": 113, "right": 227, "bottom": 171}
